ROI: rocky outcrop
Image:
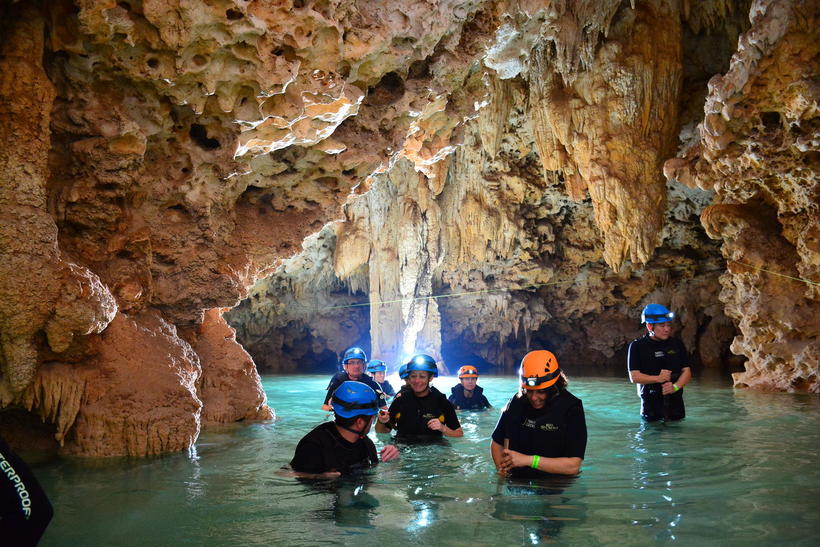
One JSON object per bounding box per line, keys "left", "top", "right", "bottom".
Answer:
{"left": 1, "top": 0, "right": 816, "bottom": 457}
{"left": 667, "top": 0, "right": 819, "bottom": 392}
{"left": 0, "top": 0, "right": 538, "bottom": 455}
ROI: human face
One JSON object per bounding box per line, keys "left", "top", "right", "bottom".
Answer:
{"left": 648, "top": 321, "right": 673, "bottom": 341}
{"left": 373, "top": 371, "right": 385, "bottom": 383}
{"left": 408, "top": 371, "right": 431, "bottom": 395}
{"left": 344, "top": 359, "right": 365, "bottom": 379}
{"left": 461, "top": 377, "right": 477, "bottom": 391}
{"left": 525, "top": 388, "right": 549, "bottom": 409}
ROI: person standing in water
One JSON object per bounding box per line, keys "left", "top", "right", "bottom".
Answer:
{"left": 448, "top": 365, "right": 492, "bottom": 410}
{"left": 376, "top": 354, "right": 463, "bottom": 441}
{"left": 321, "top": 347, "right": 386, "bottom": 411}
{"left": 366, "top": 360, "right": 395, "bottom": 400}
{"left": 291, "top": 382, "right": 399, "bottom": 477}
{"left": 491, "top": 350, "right": 587, "bottom": 477}
{"left": 627, "top": 304, "right": 692, "bottom": 421}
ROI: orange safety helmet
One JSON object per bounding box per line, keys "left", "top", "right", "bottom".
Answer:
{"left": 519, "top": 350, "right": 561, "bottom": 390}
{"left": 457, "top": 365, "right": 479, "bottom": 379}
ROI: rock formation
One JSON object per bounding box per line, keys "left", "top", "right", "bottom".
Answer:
{"left": 0, "top": 0, "right": 817, "bottom": 456}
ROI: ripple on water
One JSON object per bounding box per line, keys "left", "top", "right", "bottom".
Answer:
{"left": 32, "top": 375, "right": 820, "bottom": 546}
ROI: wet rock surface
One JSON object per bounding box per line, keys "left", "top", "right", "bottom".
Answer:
{"left": 0, "top": 0, "right": 817, "bottom": 456}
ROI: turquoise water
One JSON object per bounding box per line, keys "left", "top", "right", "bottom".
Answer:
{"left": 34, "top": 374, "right": 820, "bottom": 545}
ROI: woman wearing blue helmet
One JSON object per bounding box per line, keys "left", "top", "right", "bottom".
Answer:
{"left": 376, "top": 354, "right": 463, "bottom": 441}
{"left": 627, "top": 304, "right": 692, "bottom": 421}
{"left": 366, "top": 360, "right": 396, "bottom": 399}
{"left": 291, "top": 381, "right": 400, "bottom": 476}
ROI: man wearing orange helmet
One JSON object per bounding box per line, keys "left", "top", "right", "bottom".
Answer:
{"left": 491, "top": 350, "right": 587, "bottom": 477}
{"left": 448, "top": 365, "right": 492, "bottom": 411}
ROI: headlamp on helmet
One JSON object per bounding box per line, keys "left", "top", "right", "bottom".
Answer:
{"left": 641, "top": 304, "right": 675, "bottom": 324}
{"left": 519, "top": 350, "right": 561, "bottom": 390}
{"left": 457, "top": 365, "right": 479, "bottom": 379}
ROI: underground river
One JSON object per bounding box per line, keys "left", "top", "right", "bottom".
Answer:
{"left": 33, "top": 373, "right": 820, "bottom": 545}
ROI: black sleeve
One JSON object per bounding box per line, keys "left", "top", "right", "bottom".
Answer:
{"left": 382, "top": 381, "right": 395, "bottom": 397}
{"left": 0, "top": 438, "right": 54, "bottom": 546}
{"left": 323, "top": 375, "right": 343, "bottom": 405}
{"left": 491, "top": 410, "right": 508, "bottom": 445}
{"left": 564, "top": 403, "right": 588, "bottom": 459}
{"left": 385, "top": 396, "right": 403, "bottom": 429}
{"left": 626, "top": 339, "right": 642, "bottom": 373}
{"left": 441, "top": 398, "right": 461, "bottom": 430}
{"left": 480, "top": 394, "right": 492, "bottom": 408}
{"left": 289, "top": 435, "right": 326, "bottom": 474}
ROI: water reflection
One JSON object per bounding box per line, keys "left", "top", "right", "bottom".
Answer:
{"left": 627, "top": 421, "right": 689, "bottom": 542}
{"left": 297, "top": 474, "right": 380, "bottom": 529}
{"left": 488, "top": 474, "right": 586, "bottom": 542}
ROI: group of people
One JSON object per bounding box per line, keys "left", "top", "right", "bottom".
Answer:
{"left": 290, "top": 303, "right": 691, "bottom": 479}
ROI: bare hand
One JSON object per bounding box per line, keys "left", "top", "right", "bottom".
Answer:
{"left": 321, "top": 404, "right": 332, "bottom": 411}
{"left": 377, "top": 410, "right": 390, "bottom": 424}
{"left": 657, "top": 369, "right": 672, "bottom": 383}
{"left": 427, "top": 418, "right": 443, "bottom": 432}
{"left": 501, "top": 448, "right": 529, "bottom": 471}
{"left": 380, "top": 444, "right": 400, "bottom": 462}
{"left": 662, "top": 381, "right": 676, "bottom": 395}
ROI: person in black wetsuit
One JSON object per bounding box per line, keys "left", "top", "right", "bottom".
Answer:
{"left": 448, "top": 365, "right": 492, "bottom": 411}
{"left": 366, "top": 360, "right": 395, "bottom": 400}
{"left": 627, "top": 304, "right": 692, "bottom": 422}
{"left": 491, "top": 350, "right": 587, "bottom": 477}
{"left": 321, "top": 347, "right": 387, "bottom": 412}
{"left": 376, "top": 354, "right": 463, "bottom": 442}
{"left": 0, "top": 436, "right": 54, "bottom": 546}
{"left": 291, "top": 382, "right": 399, "bottom": 477}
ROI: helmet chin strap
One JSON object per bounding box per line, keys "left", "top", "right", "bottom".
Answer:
{"left": 339, "top": 415, "right": 373, "bottom": 438}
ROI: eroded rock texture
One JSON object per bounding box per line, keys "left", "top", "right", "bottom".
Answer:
{"left": 230, "top": 0, "right": 816, "bottom": 392}
{"left": 668, "top": 0, "right": 819, "bottom": 391}
{"left": 1, "top": 0, "right": 817, "bottom": 456}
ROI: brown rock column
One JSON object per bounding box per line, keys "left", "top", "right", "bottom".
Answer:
{"left": 0, "top": 4, "right": 116, "bottom": 402}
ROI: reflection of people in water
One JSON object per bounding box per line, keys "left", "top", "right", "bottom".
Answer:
{"left": 491, "top": 475, "right": 586, "bottom": 542}
{"left": 491, "top": 350, "right": 587, "bottom": 477}
{"left": 306, "top": 474, "right": 382, "bottom": 529}
{"left": 290, "top": 382, "right": 399, "bottom": 478}
{"left": 0, "top": 436, "right": 54, "bottom": 545}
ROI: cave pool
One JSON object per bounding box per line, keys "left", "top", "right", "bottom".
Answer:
{"left": 34, "top": 374, "right": 819, "bottom": 545}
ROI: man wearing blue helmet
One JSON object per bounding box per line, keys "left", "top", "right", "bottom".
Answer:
{"left": 291, "top": 382, "right": 399, "bottom": 476}
{"left": 366, "top": 360, "right": 395, "bottom": 399}
{"left": 321, "top": 347, "right": 387, "bottom": 411}
{"left": 376, "top": 354, "right": 463, "bottom": 441}
{"left": 627, "top": 304, "right": 692, "bottom": 421}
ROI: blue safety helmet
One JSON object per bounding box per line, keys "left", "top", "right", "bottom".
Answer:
{"left": 341, "top": 346, "right": 367, "bottom": 365}
{"left": 405, "top": 353, "right": 438, "bottom": 377}
{"left": 366, "top": 360, "right": 386, "bottom": 373}
{"left": 641, "top": 303, "right": 675, "bottom": 324}
{"left": 331, "top": 381, "right": 380, "bottom": 419}
{"left": 398, "top": 363, "right": 409, "bottom": 379}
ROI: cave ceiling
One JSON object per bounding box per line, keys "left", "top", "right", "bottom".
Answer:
{"left": 0, "top": 0, "right": 817, "bottom": 456}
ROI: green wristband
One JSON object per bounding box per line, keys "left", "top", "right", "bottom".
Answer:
{"left": 531, "top": 455, "right": 540, "bottom": 469}
{"left": 673, "top": 384, "right": 680, "bottom": 392}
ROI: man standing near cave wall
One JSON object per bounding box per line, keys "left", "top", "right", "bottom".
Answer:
{"left": 627, "top": 304, "right": 692, "bottom": 421}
